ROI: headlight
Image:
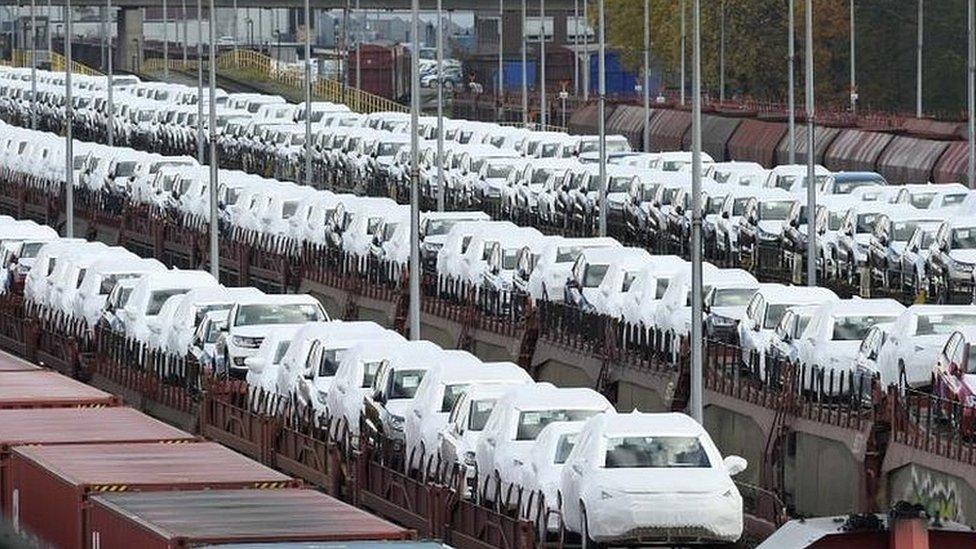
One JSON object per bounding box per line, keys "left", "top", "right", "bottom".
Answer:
{"left": 710, "top": 315, "right": 736, "bottom": 327}
{"left": 317, "top": 392, "right": 329, "bottom": 405}
{"left": 949, "top": 257, "right": 974, "bottom": 274}
{"left": 389, "top": 414, "right": 404, "bottom": 429}
{"left": 464, "top": 451, "right": 476, "bottom": 465}
{"left": 231, "top": 335, "right": 263, "bottom": 348}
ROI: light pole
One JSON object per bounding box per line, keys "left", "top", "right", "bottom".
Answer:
{"left": 437, "top": 0, "right": 445, "bottom": 211}
{"left": 572, "top": 0, "right": 578, "bottom": 97}
{"left": 163, "top": 0, "right": 169, "bottom": 78}
{"left": 247, "top": 18, "right": 253, "bottom": 46}
{"left": 30, "top": 0, "right": 36, "bottom": 129}
{"left": 582, "top": 0, "right": 588, "bottom": 101}
{"left": 719, "top": 0, "right": 725, "bottom": 102}
{"left": 182, "top": 0, "right": 187, "bottom": 67}
{"left": 788, "top": 0, "right": 795, "bottom": 164}
{"left": 106, "top": 0, "right": 114, "bottom": 148}
{"left": 356, "top": 0, "right": 361, "bottom": 90}
{"left": 409, "top": 0, "right": 420, "bottom": 340}
{"left": 64, "top": 0, "right": 73, "bottom": 238}
{"left": 304, "top": 0, "right": 312, "bottom": 188}
{"left": 916, "top": 0, "right": 923, "bottom": 118}
{"left": 196, "top": 0, "right": 204, "bottom": 162}
{"left": 498, "top": 0, "right": 504, "bottom": 111}
{"left": 690, "top": 0, "right": 702, "bottom": 424}
{"left": 208, "top": 0, "right": 218, "bottom": 279}
{"left": 642, "top": 0, "right": 650, "bottom": 151}
{"left": 597, "top": 0, "right": 606, "bottom": 237}
{"left": 539, "top": 0, "right": 547, "bottom": 128}
{"left": 968, "top": 0, "right": 974, "bottom": 186}
{"left": 805, "top": 0, "right": 816, "bottom": 286}
{"left": 521, "top": 0, "right": 527, "bottom": 127}
{"left": 849, "top": 0, "right": 855, "bottom": 113}
{"left": 680, "top": 0, "right": 686, "bottom": 105}
{"left": 233, "top": 0, "right": 239, "bottom": 62}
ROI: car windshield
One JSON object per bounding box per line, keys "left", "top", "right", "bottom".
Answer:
{"left": 502, "top": 249, "right": 519, "bottom": 270}
{"left": 390, "top": 369, "right": 426, "bottom": 399}
{"left": 828, "top": 212, "right": 846, "bottom": 231}
{"left": 732, "top": 198, "right": 750, "bottom": 216}
{"left": 146, "top": 289, "right": 189, "bottom": 315}
{"left": 19, "top": 242, "right": 45, "bottom": 258}
{"left": 99, "top": 273, "right": 140, "bottom": 294}
{"left": 361, "top": 361, "right": 383, "bottom": 388}
{"left": 234, "top": 303, "right": 323, "bottom": 326}
{"left": 915, "top": 314, "right": 976, "bottom": 336}
{"left": 469, "top": 398, "right": 497, "bottom": 431}
{"left": 764, "top": 304, "right": 790, "bottom": 329}
{"left": 487, "top": 164, "right": 514, "bottom": 179}
{"left": 712, "top": 288, "right": 756, "bottom": 307}
{"left": 425, "top": 219, "right": 459, "bottom": 236}
{"left": 608, "top": 177, "right": 632, "bottom": 193}
{"left": 832, "top": 314, "right": 898, "bottom": 341}
{"left": 377, "top": 142, "right": 403, "bottom": 156}
{"left": 115, "top": 161, "right": 138, "bottom": 177}
{"left": 834, "top": 178, "right": 879, "bottom": 194}
{"left": 910, "top": 192, "right": 936, "bottom": 209}
{"left": 554, "top": 433, "right": 580, "bottom": 464}
{"left": 951, "top": 228, "right": 976, "bottom": 249}
{"left": 760, "top": 200, "right": 793, "bottom": 221}
{"left": 441, "top": 383, "right": 471, "bottom": 413}
{"left": 856, "top": 213, "right": 879, "bottom": 234}
{"left": 556, "top": 246, "right": 585, "bottom": 263}
{"left": 603, "top": 436, "right": 711, "bottom": 468}
{"left": 582, "top": 263, "right": 609, "bottom": 288}
{"left": 655, "top": 278, "right": 671, "bottom": 299}
{"left": 516, "top": 409, "right": 602, "bottom": 440}
{"left": 273, "top": 341, "right": 291, "bottom": 364}
{"left": 944, "top": 193, "right": 968, "bottom": 206}
{"left": 893, "top": 221, "right": 937, "bottom": 242}
{"left": 318, "top": 349, "right": 345, "bottom": 377}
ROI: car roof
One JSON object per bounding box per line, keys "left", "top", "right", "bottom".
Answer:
{"left": 820, "top": 298, "right": 906, "bottom": 317}
{"left": 497, "top": 384, "right": 609, "bottom": 411}
{"left": 587, "top": 411, "right": 705, "bottom": 438}
{"left": 757, "top": 283, "right": 837, "bottom": 304}
{"left": 579, "top": 246, "right": 651, "bottom": 264}
{"left": 234, "top": 293, "right": 319, "bottom": 306}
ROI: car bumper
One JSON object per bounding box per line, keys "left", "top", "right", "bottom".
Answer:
{"left": 587, "top": 492, "right": 742, "bottom": 543}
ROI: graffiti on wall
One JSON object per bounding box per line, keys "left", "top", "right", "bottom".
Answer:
{"left": 899, "top": 465, "right": 965, "bottom": 524}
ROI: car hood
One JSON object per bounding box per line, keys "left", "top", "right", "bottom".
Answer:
{"left": 757, "top": 220, "right": 784, "bottom": 235}
{"left": 229, "top": 325, "right": 270, "bottom": 338}
{"left": 949, "top": 250, "right": 976, "bottom": 264}
{"left": 593, "top": 468, "right": 732, "bottom": 495}
{"left": 710, "top": 305, "right": 747, "bottom": 320}
{"left": 386, "top": 399, "right": 413, "bottom": 418}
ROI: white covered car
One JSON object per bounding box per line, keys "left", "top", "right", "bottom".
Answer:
{"left": 560, "top": 412, "right": 746, "bottom": 546}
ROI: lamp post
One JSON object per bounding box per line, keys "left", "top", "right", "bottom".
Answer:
{"left": 208, "top": 0, "right": 218, "bottom": 279}
{"left": 642, "top": 0, "right": 649, "bottom": 151}
{"left": 163, "top": 0, "right": 168, "bottom": 78}
{"left": 680, "top": 0, "right": 686, "bottom": 105}
{"left": 106, "top": 0, "right": 114, "bottom": 147}
{"left": 539, "top": 0, "right": 547, "bottom": 128}
{"left": 64, "top": 0, "right": 73, "bottom": 238}
{"left": 805, "top": 0, "right": 816, "bottom": 286}
{"left": 437, "top": 0, "right": 445, "bottom": 211}
{"left": 916, "top": 0, "right": 923, "bottom": 118}
{"left": 521, "top": 0, "right": 527, "bottom": 127}
{"left": 196, "top": 0, "right": 204, "bottom": 162}
{"left": 690, "top": 0, "right": 702, "bottom": 424}
{"left": 597, "top": 0, "right": 606, "bottom": 237}
{"left": 849, "top": 0, "right": 856, "bottom": 113}
{"left": 30, "top": 0, "right": 36, "bottom": 129}
{"left": 787, "top": 0, "right": 795, "bottom": 164}
{"left": 304, "top": 0, "right": 312, "bottom": 188}
{"left": 408, "top": 0, "right": 421, "bottom": 339}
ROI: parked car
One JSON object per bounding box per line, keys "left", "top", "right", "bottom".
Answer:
{"left": 925, "top": 217, "right": 976, "bottom": 303}
{"left": 362, "top": 345, "right": 451, "bottom": 443}
{"left": 560, "top": 412, "right": 746, "bottom": 546}
{"left": 517, "top": 421, "right": 585, "bottom": 537}
{"left": 872, "top": 305, "right": 976, "bottom": 389}
{"left": 932, "top": 327, "right": 976, "bottom": 430}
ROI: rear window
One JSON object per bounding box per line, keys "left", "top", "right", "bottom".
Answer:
{"left": 146, "top": 289, "right": 189, "bottom": 315}
{"left": 390, "top": 369, "right": 425, "bottom": 399}
{"left": 516, "top": 409, "right": 602, "bottom": 441}
{"left": 441, "top": 383, "right": 470, "bottom": 413}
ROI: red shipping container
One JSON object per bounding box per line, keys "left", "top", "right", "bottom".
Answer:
{"left": 0, "top": 407, "right": 197, "bottom": 515}
{"left": 348, "top": 42, "right": 410, "bottom": 102}
{"left": 0, "top": 354, "right": 39, "bottom": 372}
{"left": 87, "top": 489, "right": 413, "bottom": 547}
{"left": 0, "top": 371, "right": 119, "bottom": 409}
{"left": 7, "top": 442, "right": 299, "bottom": 549}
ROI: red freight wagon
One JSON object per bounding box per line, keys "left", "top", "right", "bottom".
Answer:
{"left": 87, "top": 489, "right": 414, "bottom": 548}
{"left": 7, "top": 442, "right": 300, "bottom": 549}
{"left": 348, "top": 42, "right": 410, "bottom": 102}
{"left": 0, "top": 353, "right": 39, "bottom": 372}
{"left": 0, "top": 407, "right": 197, "bottom": 515}
{"left": 0, "top": 371, "right": 119, "bottom": 409}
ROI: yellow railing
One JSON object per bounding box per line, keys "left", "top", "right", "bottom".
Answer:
{"left": 143, "top": 49, "right": 406, "bottom": 115}
{"left": 7, "top": 50, "right": 102, "bottom": 77}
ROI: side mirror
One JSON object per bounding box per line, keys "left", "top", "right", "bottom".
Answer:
{"left": 721, "top": 211, "right": 729, "bottom": 220}
{"left": 723, "top": 455, "right": 748, "bottom": 476}
{"left": 245, "top": 356, "right": 265, "bottom": 374}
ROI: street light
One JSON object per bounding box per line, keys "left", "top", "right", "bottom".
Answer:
{"left": 689, "top": 0, "right": 702, "bottom": 424}
{"left": 787, "top": 0, "right": 795, "bottom": 164}
{"left": 805, "top": 0, "right": 816, "bottom": 286}
{"left": 247, "top": 18, "right": 253, "bottom": 46}
{"left": 409, "top": 0, "right": 421, "bottom": 339}
{"left": 64, "top": 0, "right": 73, "bottom": 238}
{"left": 208, "top": 0, "right": 218, "bottom": 279}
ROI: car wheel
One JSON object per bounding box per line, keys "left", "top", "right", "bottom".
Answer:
{"left": 581, "top": 506, "right": 601, "bottom": 549}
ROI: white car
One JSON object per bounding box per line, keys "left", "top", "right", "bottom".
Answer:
{"left": 764, "top": 163, "right": 831, "bottom": 195}
{"left": 738, "top": 284, "right": 838, "bottom": 373}
{"left": 303, "top": 329, "right": 407, "bottom": 413}
{"left": 523, "top": 237, "right": 621, "bottom": 303}
{"left": 560, "top": 412, "right": 746, "bottom": 546}
{"left": 120, "top": 270, "right": 219, "bottom": 343}
{"left": 404, "top": 359, "right": 532, "bottom": 474}
{"left": 873, "top": 304, "right": 976, "bottom": 388}
{"left": 617, "top": 255, "right": 691, "bottom": 327}
{"left": 564, "top": 247, "right": 651, "bottom": 311}
{"left": 326, "top": 339, "right": 443, "bottom": 442}
{"left": 795, "top": 298, "right": 906, "bottom": 381}
{"left": 274, "top": 320, "right": 390, "bottom": 399}
{"left": 439, "top": 383, "right": 518, "bottom": 492}
{"left": 221, "top": 294, "right": 328, "bottom": 380}
{"left": 517, "top": 421, "right": 585, "bottom": 537}
{"left": 475, "top": 384, "right": 613, "bottom": 505}
{"left": 75, "top": 256, "right": 166, "bottom": 327}
{"left": 653, "top": 267, "right": 757, "bottom": 342}
{"left": 244, "top": 324, "right": 304, "bottom": 393}
{"left": 164, "top": 286, "right": 266, "bottom": 356}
